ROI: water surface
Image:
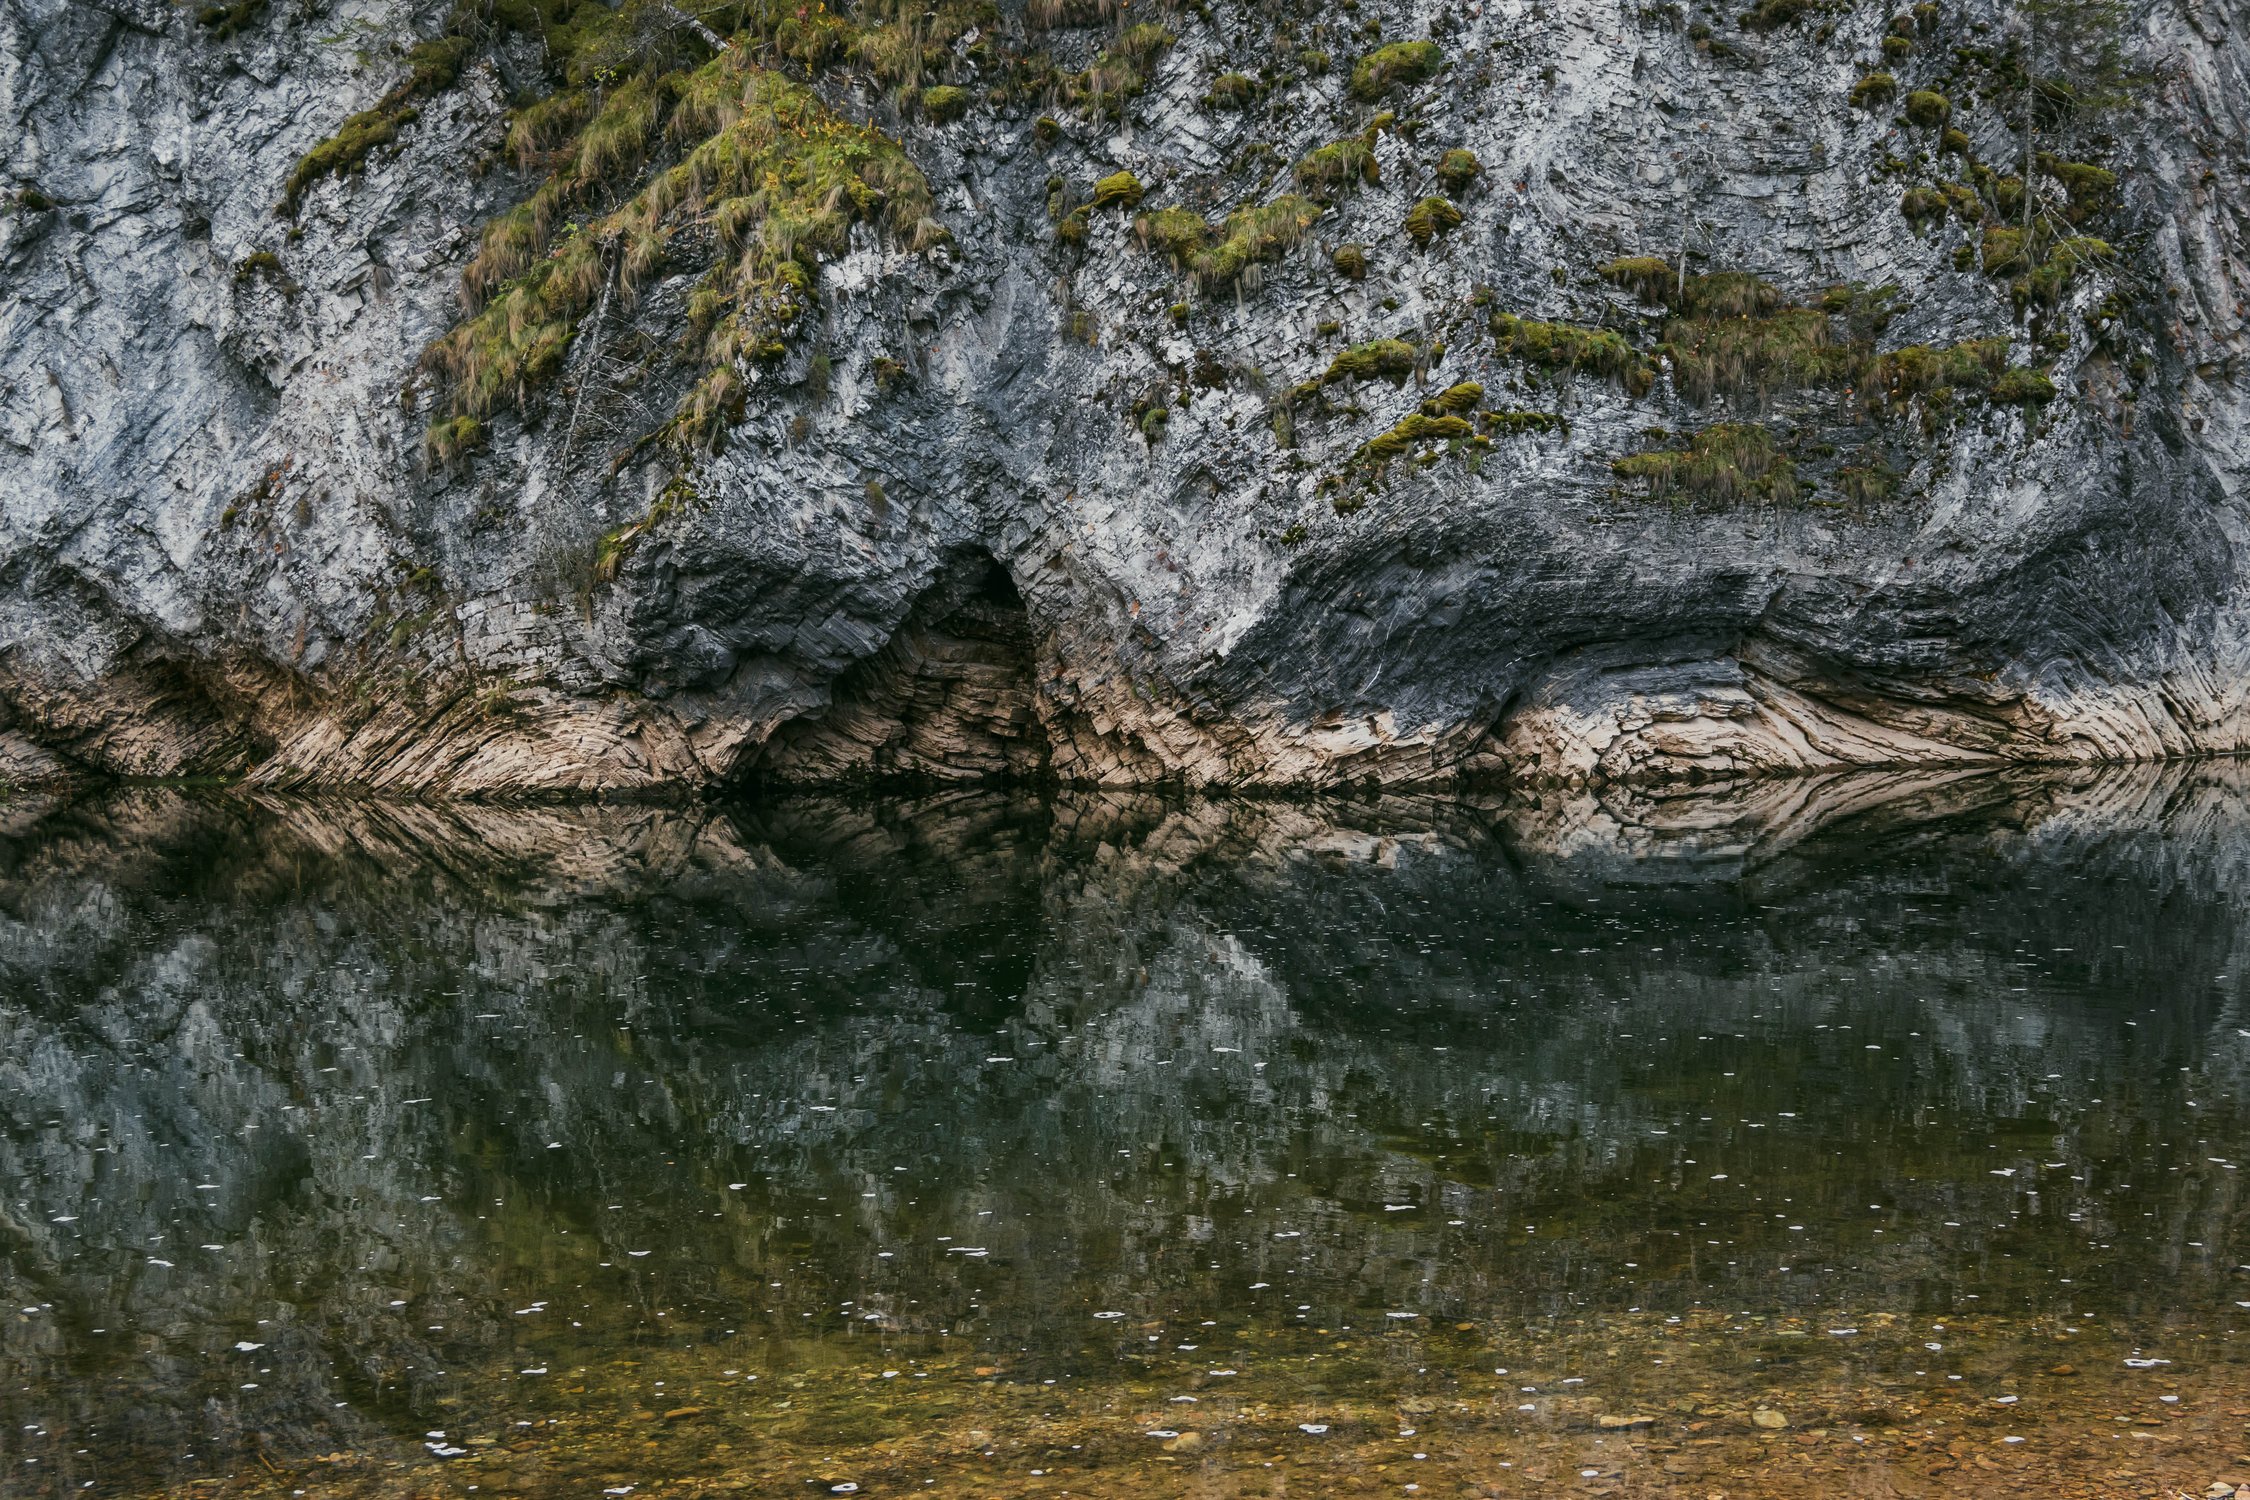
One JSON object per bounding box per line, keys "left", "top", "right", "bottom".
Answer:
{"left": 4, "top": 768, "right": 2250, "bottom": 1497}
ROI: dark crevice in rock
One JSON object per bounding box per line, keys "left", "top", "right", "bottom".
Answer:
{"left": 751, "top": 550, "right": 1051, "bottom": 788}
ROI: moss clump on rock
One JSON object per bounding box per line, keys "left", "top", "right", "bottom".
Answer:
{"left": 1402, "top": 194, "right": 1462, "bottom": 246}
{"left": 1324, "top": 338, "right": 1420, "bottom": 385}
{"left": 918, "top": 84, "right": 971, "bottom": 121}
{"left": 1991, "top": 366, "right": 2056, "bottom": 404}
{"left": 1435, "top": 148, "right": 1482, "bottom": 195}
{"left": 1206, "top": 71, "right": 1256, "bottom": 108}
{"left": 1490, "top": 312, "right": 1654, "bottom": 394}
{"left": 282, "top": 29, "right": 475, "bottom": 213}
{"left": 1848, "top": 71, "right": 1897, "bottom": 108}
{"left": 1421, "top": 381, "right": 1483, "bottom": 415}
{"left": 1189, "top": 194, "right": 1322, "bottom": 291}
{"left": 1900, "top": 186, "right": 1947, "bottom": 227}
{"left": 1739, "top": 0, "right": 1819, "bottom": 32}
{"left": 1903, "top": 88, "right": 1951, "bottom": 127}
{"left": 1354, "top": 411, "right": 1472, "bottom": 468}
{"left": 1612, "top": 423, "right": 1799, "bottom": 505}
{"left": 1349, "top": 40, "right": 1442, "bottom": 101}
{"left": 1331, "top": 243, "right": 1369, "bottom": 280}
{"left": 1293, "top": 135, "right": 1379, "bottom": 194}
{"left": 1090, "top": 170, "right": 1145, "bottom": 211}
{"left": 1069, "top": 23, "right": 1175, "bottom": 118}
{"left": 1133, "top": 206, "right": 1210, "bottom": 265}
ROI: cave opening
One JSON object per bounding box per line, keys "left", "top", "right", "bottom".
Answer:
{"left": 752, "top": 549, "right": 1051, "bottom": 786}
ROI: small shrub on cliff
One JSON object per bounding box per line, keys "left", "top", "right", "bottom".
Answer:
{"left": 1331, "top": 242, "right": 1370, "bottom": 280}
{"left": 1134, "top": 206, "right": 1210, "bottom": 265}
{"left": 1739, "top": 0, "right": 1818, "bottom": 33}
{"left": 1991, "top": 366, "right": 2056, "bottom": 404}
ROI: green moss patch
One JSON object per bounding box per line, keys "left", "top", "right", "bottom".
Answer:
{"left": 1349, "top": 40, "right": 1442, "bottom": 101}
{"left": 1612, "top": 423, "right": 1799, "bottom": 505}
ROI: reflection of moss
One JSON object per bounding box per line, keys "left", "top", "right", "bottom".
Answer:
{"left": 1612, "top": 423, "right": 1797, "bottom": 505}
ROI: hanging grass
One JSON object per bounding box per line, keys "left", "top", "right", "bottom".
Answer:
{"left": 1189, "top": 195, "right": 1323, "bottom": 293}
{"left": 1490, "top": 312, "right": 1655, "bottom": 394}
{"left": 423, "top": 54, "right": 938, "bottom": 454}
{"left": 1612, "top": 423, "right": 1799, "bottom": 505}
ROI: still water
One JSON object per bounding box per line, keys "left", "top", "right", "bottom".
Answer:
{"left": 4, "top": 768, "right": 2250, "bottom": 1498}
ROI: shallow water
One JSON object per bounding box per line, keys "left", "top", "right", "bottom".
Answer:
{"left": 5, "top": 767, "right": 2250, "bottom": 1498}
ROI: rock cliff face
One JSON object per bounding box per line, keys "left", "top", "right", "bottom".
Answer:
{"left": 2, "top": 0, "right": 2246, "bottom": 794}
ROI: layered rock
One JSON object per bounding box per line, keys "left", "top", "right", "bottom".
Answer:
{"left": 2, "top": 0, "right": 2246, "bottom": 793}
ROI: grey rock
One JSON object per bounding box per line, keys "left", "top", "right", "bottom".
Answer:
{"left": 2, "top": 0, "right": 2247, "bottom": 793}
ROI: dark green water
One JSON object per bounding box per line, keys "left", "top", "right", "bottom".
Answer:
{"left": 4, "top": 768, "right": 2250, "bottom": 1497}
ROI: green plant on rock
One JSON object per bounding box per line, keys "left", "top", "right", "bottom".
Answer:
{"left": 1331, "top": 243, "right": 1369, "bottom": 279}
{"left": 1435, "top": 148, "right": 1481, "bottom": 195}
{"left": 1206, "top": 71, "right": 1256, "bottom": 108}
{"left": 283, "top": 27, "right": 475, "bottom": 213}
{"left": 1490, "top": 312, "right": 1654, "bottom": 394}
{"left": 1882, "top": 32, "right": 1914, "bottom": 59}
{"left": 1091, "top": 170, "right": 1145, "bottom": 211}
{"left": 1612, "top": 423, "right": 1799, "bottom": 505}
{"left": 1900, "top": 185, "right": 1948, "bottom": 227}
{"left": 1190, "top": 194, "right": 1322, "bottom": 292}
{"left": 1353, "top": 411, "right": 1472, "bottom": 470}
{"left": 1981, "top": 224, "right": 2032, "bottom": 275}
{"left": 1849, "top": 71, "right": 1897, "bottom": 108}
{"left": 1903, "top": 89, "right": 1951, "bottom": 127}
{"left": 1834, "top": 460, "right": 1899, "bottom": 505}
{"left": 1421, "top": 381, "right": 1483, "bottom": 415}
{"left": 425, "top": 414, "right": 486, "bottom": 463}
{"left": 2015, "top": 235, "right": 2115, "bottom": 308}
{"left": 423, "top": 55, "right": 939, "bottom": 456}
{"left": 1739, "top": 0, "right": 1820, "bottom": 32}
{"left": 1866, "top": 337, "right": 2007, "bottom": 410}
{"left": 1294, "top": 134, "right": 1380, "bottom": 195}
{"left": 1324, "top": 338, "right": 1420, "bottom": 385}
{"left": 2037, "top": 153, "right": 2117, "bottom": 222}
{"left": 1402, "top": 194, "right": 1462, "bottom": 247}
{"left": 1991, "top": 366, "right": 2056, "bottom": 403}
{"left": 1940, "top": 126, "right": 1972, "bottom": 155}
{"left": 198, "top": 0, "right": 266, "bottom": 39}
{"left": 1133, "top": 206, "right": 1210, "bottom": 266}
{"left": 1481, "top": 409, "right": 1570, "bottom": 436}
{"left": 1660, "top": 306, "right": 1848, "bottom": 403}
{"left": 1348, "top": 39, "right": 1442, "bottom": 100}
{"left": 1597, "top": 255, "right": 1678, "bottom": 304}
{"left": 1069, "top": 23, "right": 1174, "bottom": 118}
{"left": 919, "top": 84, "right": 971, "bottom": 121}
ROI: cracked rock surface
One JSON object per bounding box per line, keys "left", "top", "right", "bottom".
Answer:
{"left": 2, "top": 0, "right": 2247, "bottom": 793}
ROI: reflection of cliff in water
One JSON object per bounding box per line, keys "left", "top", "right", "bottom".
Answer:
{"left": 3, "top": 764, "right": 2249, "bottom": 1489}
